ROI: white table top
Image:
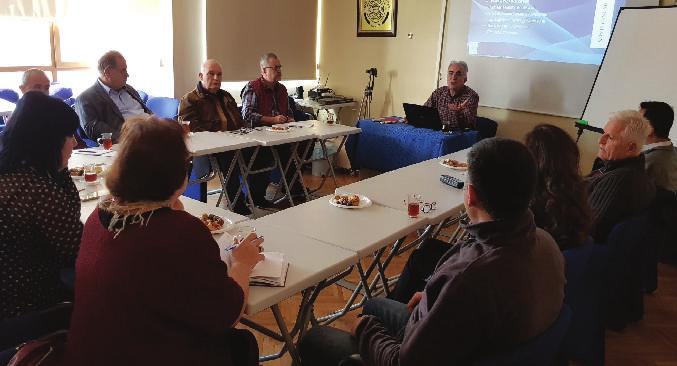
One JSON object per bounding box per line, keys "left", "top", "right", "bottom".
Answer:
{"left": 220, "top": 221, "right": 358, "bottom": 315}
{"left": 186, "top": 131, "right": 260, "bottom": 157}
{"left": 336, "top": 148, "right": 471, "bottom": 225}
{"left": 244, "top": 125, "right": 317, "bottom": 147}
{"left": 0, "top": 99, "right": 14, "bottom": 118}
{"left": 296, "top": 99, "right": 357, "bottom": 110}
{"left": 69, "top": 149, "right": 117, "bottom": 167}
{"left": 292, "top": 120, "right": 361, "bottom": 139}
{"left": 255, "top": 195, "right": 428, "bottom": 257}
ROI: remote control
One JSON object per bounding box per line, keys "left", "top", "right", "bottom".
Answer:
{"left": 440, "top": 174, "right": 464, "bottom": 189}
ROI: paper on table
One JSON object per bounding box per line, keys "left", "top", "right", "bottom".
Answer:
{"left": 216, "top": 235, "right": 289, "bottom": 287}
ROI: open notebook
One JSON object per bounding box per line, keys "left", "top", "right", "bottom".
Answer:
{"left": 218, "top": 235, "right": 290, "bottom": 287}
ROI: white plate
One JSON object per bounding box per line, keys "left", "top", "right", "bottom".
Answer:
{"left": 264, "top": 127, "right": 291, "bottom": 133}
{"left": 329, "top": 194, "right": 372, "bottom": 209}
{"left": 199, "top": 214, "right": 235, "bottom": 235}
{"left": 439, "top": 159, "right": 468, "bottom": 171}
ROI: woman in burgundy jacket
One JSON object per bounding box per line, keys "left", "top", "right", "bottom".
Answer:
{"left": 65, "top": 116, "right": 263, "bottom": 366}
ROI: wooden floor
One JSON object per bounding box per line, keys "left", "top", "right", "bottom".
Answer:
{"left": 210, "top": 172, "right": 677, "bottom": 365}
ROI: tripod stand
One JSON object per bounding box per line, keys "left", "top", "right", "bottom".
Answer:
{"left": 358, "top": 71, "right": 377, "bottom": 120}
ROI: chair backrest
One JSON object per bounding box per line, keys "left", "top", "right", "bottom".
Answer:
{"left": 50, "top": 87, "right": 73, "bottom": 101}
{"left": 0, "top": 302, "right": 73, "bottom": 351}
{"left": 601, "top": 211, "right": 657, "bottom": 330}
{"left": 146, "top": 96, "right": 180, "bottom": 120}
{"left": 560, "top": 238, "right": 608, "bottom": 365}
{"left": 472, "top": 305, "right": 573, "bottom": 366}
{"left": 137, "top": 90, "right": 149, "bottom": 103}
{"left": 475, "top": 117, "right": 498, "bottom": 140}
{"left": 0, "top": 89, "right": 19, "bottom": 104}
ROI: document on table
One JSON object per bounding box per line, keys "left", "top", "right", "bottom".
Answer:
{"left": 218, "top": 235, "right": 290, "bottom": 287}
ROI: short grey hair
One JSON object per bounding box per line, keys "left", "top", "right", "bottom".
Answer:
{"left": 610, "top": 110, "right": 652, "bottom": 147}
{"left": 98, "top": 50, "right": 123, "bottom": 75}
{"left": 259, "top": 52, "right": 278, "bottom": 69}
{"left": 21, "top": 68, "right": 48, "bottom": 87}
{"left": 448, "top": 60, "right": 468, "bottom": 74}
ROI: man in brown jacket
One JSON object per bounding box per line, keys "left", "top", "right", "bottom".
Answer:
{"left": 179, "top": 59, "right": 248, "bottom": 214}
{"left": 300, "top": 138, "right": 566, "bottom": 365}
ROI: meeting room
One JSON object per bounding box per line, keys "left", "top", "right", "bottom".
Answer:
{"left": 1, "top": 0, "right": 677, "bottom": 365}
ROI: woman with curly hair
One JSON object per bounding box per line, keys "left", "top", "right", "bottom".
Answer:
{"left": 525, "top": 124, "right": 592, "bottom": 250}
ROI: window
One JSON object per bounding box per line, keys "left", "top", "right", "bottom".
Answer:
{"left": 0, "top": 0, "right": 173, "bottom": 97}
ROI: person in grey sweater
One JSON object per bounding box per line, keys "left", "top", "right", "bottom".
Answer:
{"left": 300, "top": 138, "right": 566, "bottom": 366}
{"left": 639, "top": 101, "right": 677, "bottom": 192}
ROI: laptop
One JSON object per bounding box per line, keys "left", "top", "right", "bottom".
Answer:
{"left": 403, "top": 103, "right": 442, "bottom": 131}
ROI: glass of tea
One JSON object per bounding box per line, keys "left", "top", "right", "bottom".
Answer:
{"left": 406, "top": 193, "right": 421, "bottom": 218}
{"left": 180, "top": 120, "right": 191, "bottom": 135}
{"left": 97, "top": 133, "right": 113, "bottom": 150}
{"left": 84, "top": 164, "right": 98, "bottom": 184}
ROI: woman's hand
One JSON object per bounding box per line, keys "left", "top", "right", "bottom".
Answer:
{"left": 231, "top": 233, "right": 264, "bottom": 270}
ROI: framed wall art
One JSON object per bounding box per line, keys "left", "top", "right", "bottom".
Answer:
{"left": 357, "top": 0, "right": 398, "bottom": 37}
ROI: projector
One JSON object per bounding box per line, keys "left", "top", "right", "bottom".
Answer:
{"left": 309, "top": 87, "right": 334, "bottom": 100}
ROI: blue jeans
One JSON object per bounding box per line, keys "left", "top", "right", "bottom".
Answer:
{"left": 299, "top": 298, "right": 410, "bottom": 365}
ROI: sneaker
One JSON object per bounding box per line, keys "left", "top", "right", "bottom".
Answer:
{"left": 265, "top": 182, "right": 285, "bottom": 201}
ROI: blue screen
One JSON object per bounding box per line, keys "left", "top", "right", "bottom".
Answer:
{"left": 467, "top": 0, "right": 626, "bottom": 65}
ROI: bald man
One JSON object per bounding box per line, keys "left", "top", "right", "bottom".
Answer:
{"left": 178, "top": 59, "right": 244, "bottom": 132}
{"left": 178, "top": 59, "right": 249, "bottom": 214}
{"left": 19, "top": 68, "right": 50, "bottom": 95}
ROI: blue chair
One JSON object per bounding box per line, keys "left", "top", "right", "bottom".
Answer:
{"left": 137, "top": 90, "right": 149, "bottom": 103}
{"left": 601, "top": 211, "right": 658, "bottom": 331}
{"left": 471, "top": 305, "right": 573, "bottom": 366}
{"left": 0, "top": 89, "right": 19, "bottom": 104}
{"left": 147, "top": 96, "right": 180, "bottom": 120}
{"left": 0, "top": 302, "right": 72, "bottom": 353}
{"left": 50, "top": 87, "right": 73, "bottom": 101}
{"left": 559, "top": 239, "right": 608, "bottom": 365}
{"left": 475, "top": 117, "right": 498, "bottom": 140}
{"left": 76, "top": 125, "right": 98, "bottom": 148}
{"left": 183, "top": 156, "right": 211, "bottom": 202}
{"left": 63, "top": 96, "right": 76, "bottom": 107}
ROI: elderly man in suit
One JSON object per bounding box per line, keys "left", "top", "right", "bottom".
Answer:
{"left": 74, "top": 50, "right": 150, "bottom": 142}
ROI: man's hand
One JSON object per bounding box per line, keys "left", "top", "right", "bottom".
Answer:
{"left": 351, "top": 316, "right": 368, "bottom": 337}
{"left": 407, "top": 291, "right": 424, "bottom": 313}
{"left": 448, "top": 99, "right": 470, "bottom": 112}
{"left": 271, "top": 115, "right": 288, "bottom": 124}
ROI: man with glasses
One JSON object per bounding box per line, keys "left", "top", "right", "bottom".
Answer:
{"left": 75, "top": 50, "right": 151, "bottom": 142}
{"left": 241, "top": 53, "right": 303, "bottom": 207}
{"left": 424, "top": 60, "right": 479, "bottom": 130}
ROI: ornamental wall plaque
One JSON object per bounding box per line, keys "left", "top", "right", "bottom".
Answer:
{"left": 357, "top": 0, "right": 398, "bottom": 37}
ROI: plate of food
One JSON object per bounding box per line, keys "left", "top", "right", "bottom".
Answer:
{"left": 265, "top": 125, "right": 291, "bottom": 133}
{"left": 69, "top": 163, "right": 108, "bottom": 181}
{"left": 329, "top": 193, "right": 372, "bottom": 209}
{"left": 200, "top": 213, "right": 233, "bottom": 234}
{"left": 439, "top": 159, "right": 468, "bottom": 171}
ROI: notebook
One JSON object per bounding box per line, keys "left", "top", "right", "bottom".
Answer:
{"left": 249, "top": 252, "right": 290, "bottom": 287}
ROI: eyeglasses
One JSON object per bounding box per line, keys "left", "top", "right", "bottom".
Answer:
{"left": 421, "top": 201, "right": 437, "bottom": 214}
{"left": 264, "top": 65, "right": 283, "bottom": 71}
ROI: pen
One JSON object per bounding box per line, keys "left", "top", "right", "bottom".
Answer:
{"left": 224, "top": 235, "right": 264, "bottom": 252}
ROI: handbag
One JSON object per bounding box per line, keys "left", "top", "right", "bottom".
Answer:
{"left": 8, "top": 330, "right": 67, "bottom": 366}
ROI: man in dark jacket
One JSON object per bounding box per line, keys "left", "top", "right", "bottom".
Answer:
{"left": 178, "top": 59, "right": 249, "bottom": 214}
{"left": 74, "top": 50, "right": 151, "bottom": 142}
{"left": 300, "top": 138, "right": 566, "bottom": 366}
{"left": 586, "top": 110, "right": 656, "bottom": 242}
{"left": 639, "top": 101, "right": 677, "bottom": 192}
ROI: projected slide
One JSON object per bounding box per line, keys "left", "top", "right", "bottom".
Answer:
{"left": 467, "top": 0, "right": 625, "bottom": 65}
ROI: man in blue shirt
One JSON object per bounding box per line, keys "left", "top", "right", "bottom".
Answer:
{"left": 75, "top": 50, "right": 150, "bottom": 142}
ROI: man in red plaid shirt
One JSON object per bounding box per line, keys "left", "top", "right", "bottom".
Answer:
{"left": 424, "top": 61, "right": 479, "bottom": 130}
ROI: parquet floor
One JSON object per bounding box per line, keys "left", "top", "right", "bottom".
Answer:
{"left": 208, "top": 172, "right": 677, "bottom": 365}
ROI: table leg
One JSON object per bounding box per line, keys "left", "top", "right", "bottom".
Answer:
{"left": 270, "top": 146, "right": 295, "bottom": 206}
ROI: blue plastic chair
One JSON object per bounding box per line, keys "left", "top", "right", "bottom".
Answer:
{"left": 0, "top": 302, "right": 72, "bottom": 353}
{"left": 601, "top": 211, "right": 658, "bottom": 331}
{"left": 183, "top": 156, "right": 211, "bottom": 202}
{"left": 147, "top": 96, "right": 180, "bottom": 120}
{"left": 0, "top": 89, "right": 19, "bottom": 104}
{"left": 63, "top": 97, "right": 75, "bottom": 107}
{"left": 559, "top": 239, "right": 608, "bottom": 365}
{"left": 50, "top": 87, "right": 73, "bottom": 101}
{"left": 472, "top": 305, "right": 573, "bottom": 366}
{"left": 137, "top": 90, "right": 149, "bottom": 103}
